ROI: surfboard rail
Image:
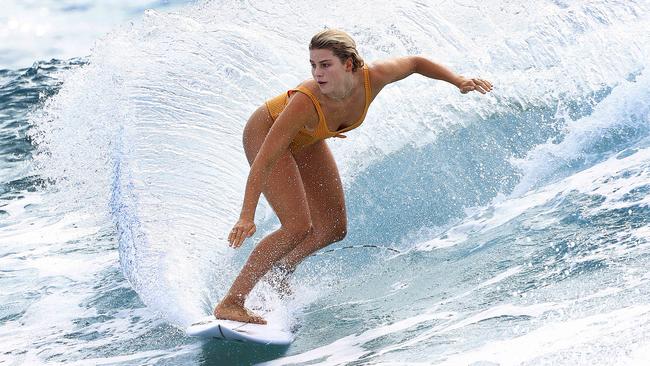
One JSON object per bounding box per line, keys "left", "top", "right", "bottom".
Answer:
{"left": 186, "top": 316, "right": 294, "bottom": 346}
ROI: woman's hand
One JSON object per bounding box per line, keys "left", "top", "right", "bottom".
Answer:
{"left": 458, "top": 78, "right": 493, "bottom": 94}
{"left": 228, "top": 217, "right": 256, "bottom": 248}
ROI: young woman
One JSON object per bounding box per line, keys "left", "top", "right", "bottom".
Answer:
{"left": 214, "top": 29, "right": 493, "bottom": 324}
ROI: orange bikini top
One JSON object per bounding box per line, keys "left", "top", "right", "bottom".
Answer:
{"left": 265, "top": 64, "right": 371, "bottom": 151}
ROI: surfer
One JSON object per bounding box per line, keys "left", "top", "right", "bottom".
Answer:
{"left": 214, "top": 29, "right": 493, "bottom": 324}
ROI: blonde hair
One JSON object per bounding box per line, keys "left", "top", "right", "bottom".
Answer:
{"left": 309, "top": 29, "right": 365, "bottom": 71}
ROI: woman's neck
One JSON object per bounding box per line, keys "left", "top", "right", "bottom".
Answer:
{"left": 325, "top": 71, "right": 359, "bottom": 102}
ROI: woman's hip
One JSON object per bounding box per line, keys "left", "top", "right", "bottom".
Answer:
{"left": 242, "top": 104, "right": 274, "bottom": 165}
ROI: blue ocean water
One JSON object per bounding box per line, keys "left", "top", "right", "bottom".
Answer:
{"left": 2, "top": 0, "right": 650, "bottom": 365}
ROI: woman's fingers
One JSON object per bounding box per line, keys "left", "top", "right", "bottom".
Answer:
{"left": 460, "top": 79, "right": 492, "bottom": 94}
{"left": 247, "top": 225, "right": 256, "bottom": 238}
{"left": 227, "top": 220, "right": 255, "bottom": 248}
{"left": 475, "top": 78, "right": 493, "bottom": 92}
{"left": 235, "top": 228, "right": 246, "bottom": 248}
{"left": 228, "top": 226, "right": 243, "bottom": 247}
{"left": 471, "top": 79, "right": 485, "bottom": 94}
{"left": 461, "top": 79, "right": 493, "bottom": 94}
{"left": 228, "top": 229, "right": 235, "bottom": 246}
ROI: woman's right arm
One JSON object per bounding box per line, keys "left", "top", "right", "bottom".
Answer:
{"left": 228, "top": 92, "right": 316, "bottom": 248}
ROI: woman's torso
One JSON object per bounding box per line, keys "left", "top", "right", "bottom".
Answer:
{"left": 264, "top": 64, "right": 376, "bottom": 152}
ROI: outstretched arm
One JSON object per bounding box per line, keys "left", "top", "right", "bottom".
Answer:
{"left": 372, "top": 56, "right": 493, "bottom": 94}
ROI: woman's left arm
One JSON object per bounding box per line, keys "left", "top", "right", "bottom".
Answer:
{"left": 371, "top": 56, "right": 493, "bottom": 94}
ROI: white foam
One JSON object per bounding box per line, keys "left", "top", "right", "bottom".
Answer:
{"left": 622, "top": 342, "right": 650, "bottom": 366}
{"left": 262, "top": 266, "right": 531, "bottom": 365}
{"left": 0, "top": 211, "right": 101, "bottom": 247}
{"left": 436, "top": 305, "right": 650, "bottom": 366}
{"left": 26, "top": 252, "right": 116, "bottom": 281}
{"left": 0, "top": 0, "right": 192, "bottom": 69}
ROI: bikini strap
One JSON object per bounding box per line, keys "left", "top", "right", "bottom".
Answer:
{"left": 363, "top": 64, "right": 371, "bottom": 105}
{"left": 288, "top": 86, "right": 326, "bottom": 122}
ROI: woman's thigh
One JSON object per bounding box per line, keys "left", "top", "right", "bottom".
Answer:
{"left": 242, "top": 106, "right": 311, "bottom": 231}
{"left": 293, "top": 140, "right": 347, "bottom": 239}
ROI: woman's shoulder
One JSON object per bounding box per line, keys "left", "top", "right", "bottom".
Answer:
{"left": 365, "top": 60, "right": 393, "bottom": 85}
{"left": 290, "top": 79, "right": 320, "bottom": 95}
{"left": 281, "top": 82, "right": 321, "bottom": 124}
{"left": 365, "top": 57, "right": 417, "bottom": 93}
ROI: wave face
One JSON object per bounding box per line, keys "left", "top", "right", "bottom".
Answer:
{"left": 3, "top": 0, "right": 650, "bottom": 364}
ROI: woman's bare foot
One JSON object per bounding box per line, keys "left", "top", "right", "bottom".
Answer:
{"left": 214, "top": 301, "right": 267, "bottom": 324}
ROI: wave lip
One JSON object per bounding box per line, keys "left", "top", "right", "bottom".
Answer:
{"left": 511, "top": 70, "right": 650, "bottom": 197}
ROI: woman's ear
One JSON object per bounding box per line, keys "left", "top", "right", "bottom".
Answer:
{"left": 346, "top": 58, "right": 353, "bottom": 72}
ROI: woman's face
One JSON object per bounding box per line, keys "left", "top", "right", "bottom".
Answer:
{"left": 309, "top": 48, "right": 351, "bottom": 94}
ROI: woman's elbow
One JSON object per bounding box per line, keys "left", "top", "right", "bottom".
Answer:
{"left": 410, "top": 56, "right": 423, "bottom": 74}
{"left": 251, "top": 148, "right": 284, "bottom": 177}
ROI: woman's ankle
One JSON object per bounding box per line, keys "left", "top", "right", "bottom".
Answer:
{"left": 219, "top": 294, "right": 246, "bottom": 308}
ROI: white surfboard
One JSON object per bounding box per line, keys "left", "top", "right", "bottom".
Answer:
{"left": 186, "top": 316, "right": 293, "bottom": 346}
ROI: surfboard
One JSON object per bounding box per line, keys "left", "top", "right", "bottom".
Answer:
{"left": 186, "top": 316, "right": 293, "bottom": 346}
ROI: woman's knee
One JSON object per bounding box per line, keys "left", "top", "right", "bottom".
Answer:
{"left": 282, "top": 219, "right": 313, "bottom": 242}
{"left": 331, "top": 226, "right": 347, "bottom": 243}
{"left": 315, "top": 225, "right": 347, "bottom": 245}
